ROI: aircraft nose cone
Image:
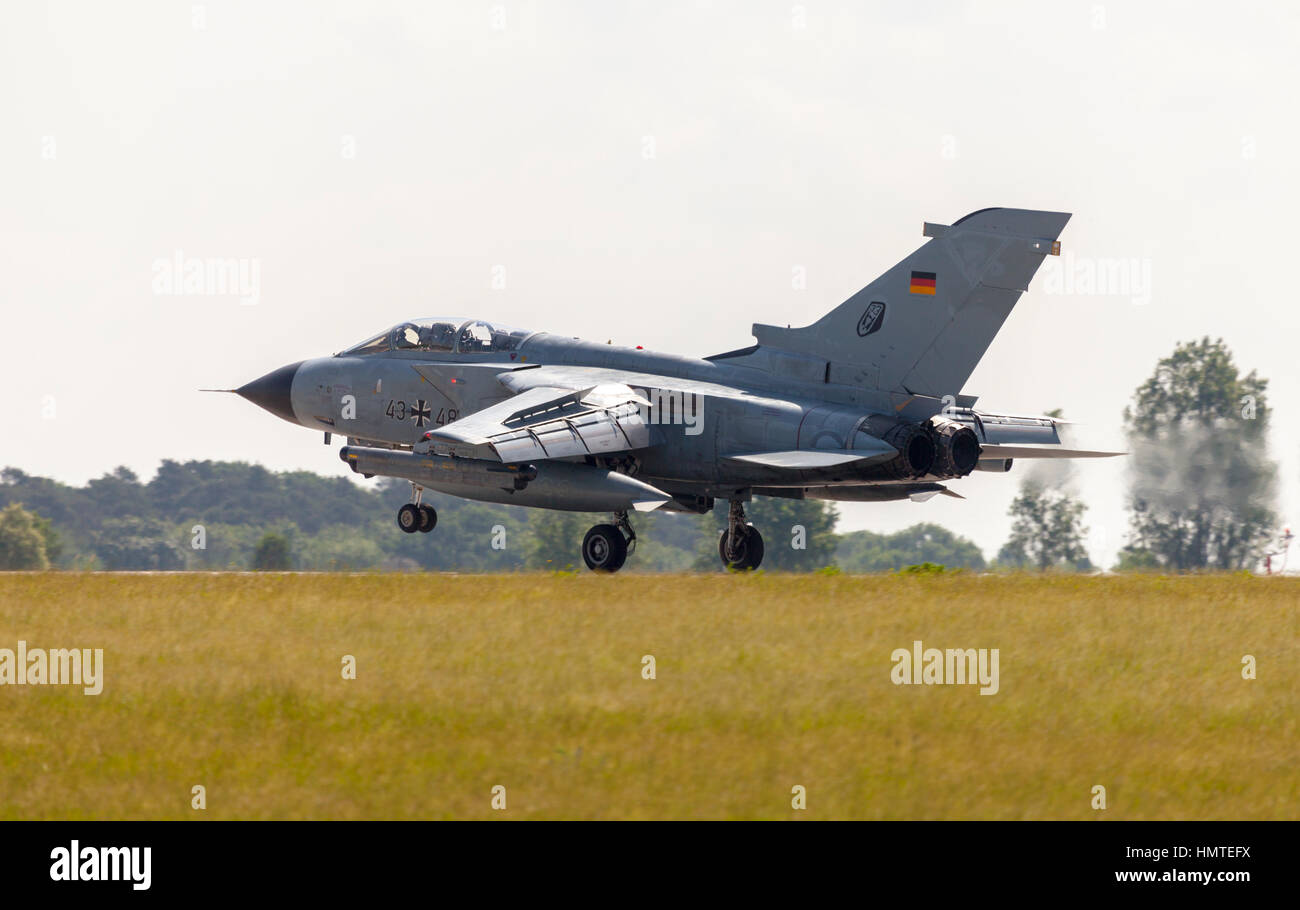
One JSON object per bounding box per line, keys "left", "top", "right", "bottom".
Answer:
{"left": 236, "top": 361, "right": 303, "bottom": 424}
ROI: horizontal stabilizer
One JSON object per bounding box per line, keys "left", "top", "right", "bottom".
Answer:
{"left": 978, "top": 444, "right": 1124, "bottom": 460}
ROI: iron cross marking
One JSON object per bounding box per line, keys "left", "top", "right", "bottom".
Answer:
{"left": 412, "top": 399, "right": 432, "bottom": 428}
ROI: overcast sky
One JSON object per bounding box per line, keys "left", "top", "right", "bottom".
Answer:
{"left": 3, "top": 0, "right": 1297, "bottom": 567}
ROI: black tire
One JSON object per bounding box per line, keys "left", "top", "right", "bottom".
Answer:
{"left": 418, "top": 504, "right": 437, "bottom": 532}
{"left": 582, "top": 524, "right": 628, "bottom": 572}
{"left": 397, "top": 503, "right": 422, "bottom": 534}
{"left": 718, "top": 525, "right": 765, "bottom": 571}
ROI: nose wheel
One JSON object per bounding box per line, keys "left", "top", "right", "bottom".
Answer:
{"left": 397, "top": 485, "right": 437, "bottom": 534}
{"left": 581, "top": 511, "right": 636, "bottom": 572}
{"left": 719, "top": 499, "right": 764, "bottom": 571}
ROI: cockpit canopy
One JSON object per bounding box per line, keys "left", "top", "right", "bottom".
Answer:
{"left": 341, "top": 318, "right": 534, "bottom": 357}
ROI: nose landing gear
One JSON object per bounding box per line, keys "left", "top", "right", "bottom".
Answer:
{"left": 397, "top": 484, "right": 437, "bottom": 534}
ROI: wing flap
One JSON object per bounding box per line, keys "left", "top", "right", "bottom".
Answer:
{"left": 423, "top": 383, "right": 652, "bottom": 463}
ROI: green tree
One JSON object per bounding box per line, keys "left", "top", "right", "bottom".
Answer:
{"left": 837, "top": 523, "right": 985, "bottom": 572}
{"left": 0, "top": 503, "right": 51, "bottom": 570}
{"left": 31, "top": 513, "right": 62, "bottom": 566}
{"left": 1, "top": 467, "right": 93, "bottom": 563}
{"left": 251, "top": 532, "right": 293, "bottom": 571}
{"left": 624, "top": 510, "right": 711, "bottom": 571}
{"left": 93, "top": 517, "right": 186, "bottom": 570}
{"left": 374, "top": 482, "right": 531, "bottom": 571}
{"left": 996, "top": 482, "right": 1091, "bottom": 570}
{"left": 297, "top": 526, "right": 385, "bottom": 570}
{"left": 85, "top": 466, "right": 151, "bottom": 525}
{"left": 1119, "top": 337, "right": 1277, "bottom": 570}
{"left": 524, "top": 511, "right": 595, "bottom": 570}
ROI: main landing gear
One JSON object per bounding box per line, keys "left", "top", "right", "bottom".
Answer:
{"left": 580, "top": 501, "right": 765, "bottom": 573}
{"left": 397, "top": 483, "right": 437, "bottom": 534}
{"left": 582, "top": 510, "right": 637, "bottom": 572}
{"left": 718, "top": 499, "right": 764, "bottom": 571}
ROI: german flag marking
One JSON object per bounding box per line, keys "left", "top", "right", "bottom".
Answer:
{"left": 909, "top": 270, "right": 937, "bottom": 295}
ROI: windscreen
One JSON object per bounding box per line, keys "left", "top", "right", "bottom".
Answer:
{"left": 341, "top": 318, "right": 533, "bottom": 356}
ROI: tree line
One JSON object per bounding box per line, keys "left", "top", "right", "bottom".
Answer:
{"left": 0, "top": 465, "right": 984, "bottom": 573}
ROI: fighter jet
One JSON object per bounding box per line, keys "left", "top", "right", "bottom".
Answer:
{"left": 227, "top": 207, "right": 1119, "bottom": 572}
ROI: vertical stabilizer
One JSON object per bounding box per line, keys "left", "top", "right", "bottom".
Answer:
{"left": 751, "top": 207, "right": 1071, "bottom": 398}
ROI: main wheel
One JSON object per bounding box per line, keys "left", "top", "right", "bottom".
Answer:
{"left": 582, "top": 524, "right": 628, "bottom": 572}
{"left": 418, "top": 504, "right": 437, "bottom": 532}
{"left": 397, "top": 503, "right": 422, "bottom": 534}
{"left": 718, "top": 525, "right": 765, "bottom": 571}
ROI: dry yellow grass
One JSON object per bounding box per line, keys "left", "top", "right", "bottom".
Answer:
{"left": 0, "top": 572, "right": 1295, "bottom": 819}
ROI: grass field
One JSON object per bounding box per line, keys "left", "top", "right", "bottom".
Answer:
{"left": 0, "top": 572, "right": 1296, "bottom": 820}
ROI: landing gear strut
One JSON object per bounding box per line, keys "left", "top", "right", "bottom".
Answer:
{"left": 397, "top": 484, "right": 437, "bottom": 534}
{"left": 718, "top": 499, "right": 764, "bottom": 571}
{"left": 582, "top": 510, "right": 636, "bottom": 572}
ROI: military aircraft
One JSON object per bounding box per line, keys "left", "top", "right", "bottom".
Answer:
{"left": 225, "top": 207, "right": 1119, "bottom": 572}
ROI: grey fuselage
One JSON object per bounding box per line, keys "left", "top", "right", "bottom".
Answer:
{"left": 276, "top": 330, "right": 968, "bottom": 507}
